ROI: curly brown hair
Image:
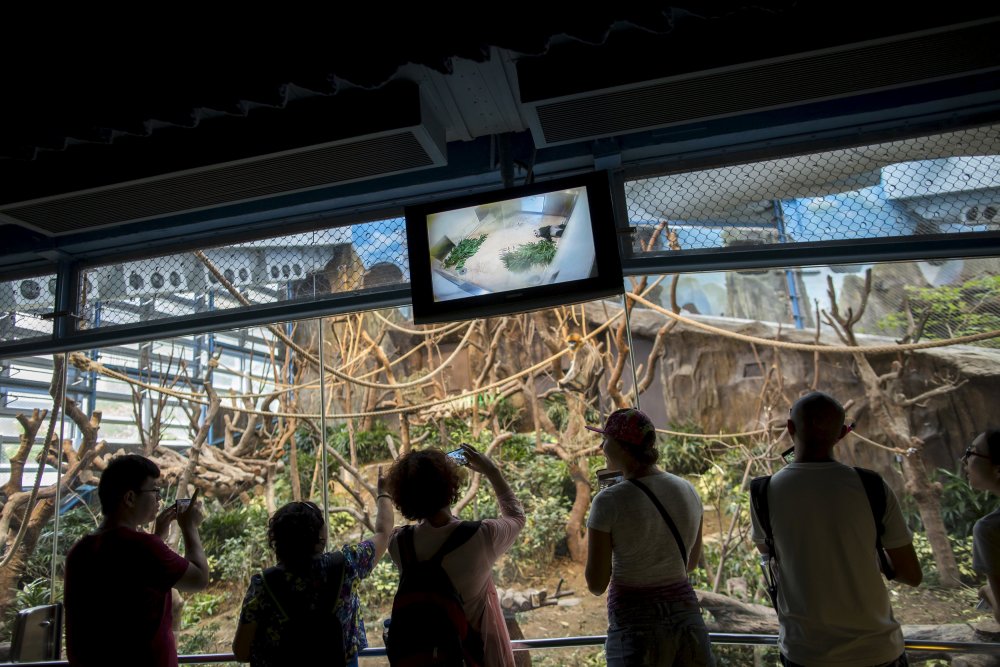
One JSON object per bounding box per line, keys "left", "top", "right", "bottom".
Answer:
{"left": 385, "top": 449, "right": 462, "bottom": 520}
{"left": 268, "top": 501, "right": 325, "bottom": 569}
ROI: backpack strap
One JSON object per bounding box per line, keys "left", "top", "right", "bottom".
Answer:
{"left": 260, "top": 567, "right": 291, "bottom": 620}
{"left": 628, "top": 479, "right": 687, "bottom": 566}
{"left": 430, "top": 521, "right": 481, "bottom": 565}
{"left": 397, "top": 525, "right": 418, "bottom": 575}
{"left": 854, "top": 467, "right": 896, "bottom": 580}
{"left": 749, "top": 476, "right": 774, "bottom": 557}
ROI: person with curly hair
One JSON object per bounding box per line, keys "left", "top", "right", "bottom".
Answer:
{"left": 384, "top": 444, "right": 525, "bottom": 667}
{"left": 232, "top": 469, "right": 394, "bottom": 667}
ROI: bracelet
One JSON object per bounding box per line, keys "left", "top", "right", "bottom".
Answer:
{"left": 377, "top": 493, "right": 392, "bottom": 502}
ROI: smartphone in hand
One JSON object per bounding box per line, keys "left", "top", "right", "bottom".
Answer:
{"left": 446, "top": 448, "right": 469, "bottom": 466}
{"left": 175, "top": 498, "right": 192, "bottom": 511}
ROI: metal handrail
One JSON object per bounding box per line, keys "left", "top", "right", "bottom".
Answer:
{"left": 5, "top": 634, "right": 1000, "bottom": 666}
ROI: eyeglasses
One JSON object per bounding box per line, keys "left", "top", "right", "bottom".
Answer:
{"left": 962, "top": 447, "right": 991, "bottom": 462}
{"left": 137, "top": 488, "right": 162, "bottom": 499}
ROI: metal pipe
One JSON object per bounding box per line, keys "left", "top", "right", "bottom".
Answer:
{"left": 7, "top": 634, "right": 1000, "bottom": 666}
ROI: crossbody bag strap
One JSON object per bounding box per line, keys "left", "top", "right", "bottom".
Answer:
{"left": 628, "top": 479, "right": 687, "bottom": 566}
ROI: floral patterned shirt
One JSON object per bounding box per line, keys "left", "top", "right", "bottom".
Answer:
{"left": 238, "top": 540, "right": 378, "bottom": 664}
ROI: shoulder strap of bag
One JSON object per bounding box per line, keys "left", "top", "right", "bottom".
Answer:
{"left": 430, "top": 521, "right": 481, "bottom": 565}
{"left": 628, "top": 479, "right": 687, "bottom": 566}
{"left": 854, "top": 467, "right": 896, "bottom": 580}
{"left": 260, "top": 567, "right": 291, "bottom": 620}
{"left": 749, "top": 476, "right": 774, "bottom": 556}
{"left": 397, "top": 525, "right": 418, "bottom": 575}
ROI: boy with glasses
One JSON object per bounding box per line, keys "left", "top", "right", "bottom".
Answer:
{"left": 65, "top": 454, "right": 209, "bottom": 667}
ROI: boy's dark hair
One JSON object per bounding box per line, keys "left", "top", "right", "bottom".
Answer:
{"left": 98, "top": 454, "right": 160, "bottom": 515}
{"left": 385, "top": 449, "right": 462, "bottom": 520}
{"left": 986, "top": 429, "right": 1000, "bottom": 464}
{"left": 268, "top": 501, "right": 326, "bottom": 569}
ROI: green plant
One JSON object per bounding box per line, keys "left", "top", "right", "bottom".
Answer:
{"left": 177, "top": 621, "right": 221, "bottom": 654}
{"left": 911, "top": 532, "right": 978, "bottom": 585}
{"left": 443, "top": 235, "right": 487, "bottom": 270}
{"left": 327, "top": 420, "right": 397, "bottom": 466}
{"left": 182, "top": 591, "right": 226, "bottom": 627}
{"left": 25, "top": 504, "right": 99, "bottom": 582}
{"left": 360, "top": 558, "right": 400, "bottom": 612}
{"left": 199, "top": 500, "right": 271, "bottom": 584}
{"left": 877, "top": 274, "right": 1000, "bottom": 347}
{"left": 499, "top": 239, "right": 556, "bottom": 272}
{"left": 2, "top": 577, "right": 60, "bottom": 642}
{"left": 658, "top": 422, "right": 713, "bottom": 476}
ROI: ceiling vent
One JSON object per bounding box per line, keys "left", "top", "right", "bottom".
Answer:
{"left": 0, "top": 83, "right": 446, "bottom": 236}
{"left": 520, "top": 19, "right": 1000, "bottom": 148}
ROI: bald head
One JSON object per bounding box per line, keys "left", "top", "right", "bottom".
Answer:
{"left": 789, "top": 392, "right": 847, "bottom": 454}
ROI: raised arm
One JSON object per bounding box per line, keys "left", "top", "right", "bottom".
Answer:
{"left": 372, "top": 466, "right": 395, "bottom": 561}
{"left": 174, "top": 489, "right": 210, "bottom": 592}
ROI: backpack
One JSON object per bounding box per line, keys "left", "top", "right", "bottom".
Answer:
{"left": 386, "top": 521, "right": 484, "bottom": 667}
{"left": 256, "top": 553, "right": 347, "bottom": 667}
{"left": 750, "top": 466, "right": 895, "bottom": 607}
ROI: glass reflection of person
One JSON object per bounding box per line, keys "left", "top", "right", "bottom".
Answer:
{"left": 64, "top": 454, "right": 209, "bottom": 667}
{"left": 964, "top": 430, "right": 1000, "bottom": 623}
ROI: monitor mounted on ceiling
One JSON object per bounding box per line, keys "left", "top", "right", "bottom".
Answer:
{"left": 404, "top": 170, "right": 624, "bottom": 324}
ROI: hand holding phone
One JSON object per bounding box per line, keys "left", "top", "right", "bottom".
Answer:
{"left": 446, "top": 448, "right": 468, "bottom": 466}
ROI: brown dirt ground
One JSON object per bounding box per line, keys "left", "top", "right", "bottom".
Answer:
{"left": 182, "top": 560, "right": 988, "bottom": 667}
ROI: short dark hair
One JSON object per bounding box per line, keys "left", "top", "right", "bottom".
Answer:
{"left": 385, "top": 449, "right": 462, "bottom": 520}
{"left": 985, "top": 429, "right": 1000, "bottom": 464}
{"left": 268, "top": 501, "right": 325, "bottom": 569}
{"left": 617, "top": 430, "right": 659, "bottom": 466}
{"left": 98, "top": 454, "right": 160, "bottom": 515}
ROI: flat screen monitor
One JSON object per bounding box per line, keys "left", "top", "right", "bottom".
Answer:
{"left": 405, "top": 171, "right": 624, "bottom": 324}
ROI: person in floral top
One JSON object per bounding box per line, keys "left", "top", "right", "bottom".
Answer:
{"left": 232, "top": 469, "right": 393, "bottom": 667}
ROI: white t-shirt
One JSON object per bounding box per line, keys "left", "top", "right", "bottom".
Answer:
{"left": 587, "top": 471, "right": 702, "bottom": 586}
{"left": 750, "top": 462, "right": 912, "bottom": 666}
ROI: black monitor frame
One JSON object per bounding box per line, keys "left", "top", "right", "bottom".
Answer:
{"left": 404, "top": 171, "right": 624, "bottom": 324}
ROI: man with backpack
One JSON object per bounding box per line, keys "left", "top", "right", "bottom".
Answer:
{"left": 384, "top": 444, "right": 525, "bottom": 667}
{"left": 750, "top": 392, "right": 922, "bottom": 667}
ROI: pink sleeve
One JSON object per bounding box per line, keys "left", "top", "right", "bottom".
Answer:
{"left": 480, "top": 489, "right": 525, "bottom": 561}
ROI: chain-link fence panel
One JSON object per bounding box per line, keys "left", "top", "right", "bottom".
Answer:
{"left": 78, "top": 217, "right": 409, "bottom": 331}
{"left": 0, "top": 273, "right": 58, "bottom": 343}
{"left": 625, "top": 124, "right": 1000, "bottom": 255}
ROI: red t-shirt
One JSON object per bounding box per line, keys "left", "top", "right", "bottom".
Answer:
{"left": 64, "top": 527, "right": 190, "bottom": 667}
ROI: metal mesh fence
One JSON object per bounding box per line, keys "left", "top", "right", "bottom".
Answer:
{"left": 76, "top": 217, "right": 408, "bottom": 331}
{"left": 625, "top": 125, "right": 1000, "bottom": 254}
{"left": 0, "top": 274, "right": 58, "bottom": 343}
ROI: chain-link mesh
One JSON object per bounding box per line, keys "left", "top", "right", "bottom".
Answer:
{"left": 0, "top": 274, "right": 58, "bottom": 343}
{"left": 635, "top": 256, "right": 1000, "bottom": 349}
{"left": 626, "top": 125, "right": 1000, "bottom": 254}
{"left": 77, "top": 217, "right": 409, "bottom": 330}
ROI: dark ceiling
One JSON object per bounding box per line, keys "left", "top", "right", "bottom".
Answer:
{"left": 0, "top": 3, "right": 998, "bottom": 275}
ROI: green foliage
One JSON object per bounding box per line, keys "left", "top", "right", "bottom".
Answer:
{"left": 177, "top": 621, "right": 221, "bottom": 655}
{"left": 544, "top": 395, "right": 570, "bottom": 432}
{"left": 25, "top": 505, "right": 99, "bottom": 582}
{"left": 911, "top": 532, "right": 978, "bottom": 585}
{"left": 499, "top": 239, "right": 557, "bottom": 272}
{"left": 658, "top": 423, "right": 713, "bottom": 476}
{"left": 359, "top": 558, "right": 400, "bottom": 622}
{"left": 327, "top": 420, "right": 396, "bottom": 466}
{"left": 2, "top": 577, "right": 60, "bottom": 642}
{"left": 182, "top": 591, "right": 227, "bottom": 627}
{"left": 877, "top": 274, "right": 1000, "bottom": 346}
{"left": 199, "top": 500, "right": 271, "bottom": 585}
{"left": 443, "top": 235, "right": 487, "bottom": 270}
{"left": 503, "top": 495, "right": 568, "bottom": 578}
{"left": 901, "top": 466, "right": 994, "bottom": 537}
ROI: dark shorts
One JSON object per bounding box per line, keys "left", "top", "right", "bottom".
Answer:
{"left": 606, "top": 600, "right": 716, "bottom": 667}
{"left": 780, "top": 652, "right": 909, "bottom": 667}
